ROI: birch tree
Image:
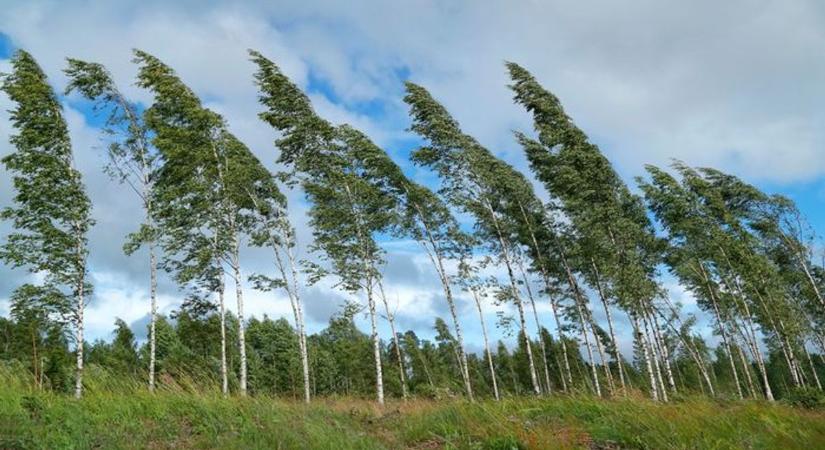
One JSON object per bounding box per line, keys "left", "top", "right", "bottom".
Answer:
{"left": 403, "top": 82, "right": 543, "bottom": 395}
{"left": 135, "top": 50, "right": 265, "bottom": 396}
{"left": 251, "top": 51, "right": 395, "bottom": 404}
{"left": 508, "top": 62, "right": 664, "bottom": 399}
{"left": 0, "top": 50, "right": 94, "bottom": 399}
{"left": 64, "top": 58, "right": 161, "bottom": 391}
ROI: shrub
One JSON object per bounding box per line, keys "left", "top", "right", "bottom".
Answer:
{"left": 783, "top": 386, "right": 825, "bottom": 409}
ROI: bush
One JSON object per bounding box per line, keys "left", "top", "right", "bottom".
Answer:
{"left": 783, "top": 387, "right": 825, "bottom": 409}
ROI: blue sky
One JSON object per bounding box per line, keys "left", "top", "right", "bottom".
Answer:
{"left": 1, "top": 1, "right": 824, "bottom": 357}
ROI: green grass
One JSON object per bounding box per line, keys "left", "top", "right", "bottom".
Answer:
{"left": 2, "top": 369, "right": 824, "bottom": 449}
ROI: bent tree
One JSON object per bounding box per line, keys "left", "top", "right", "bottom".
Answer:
{"left": 0, "top": 50, "right": 94, "bottom": 399}
{"left": 64, "top": 58, "right": 161, "bottom": 391}
{"left": 508, "top": 62, "right": 664, "bottom": 399}
{"left": 251, "top": 51, "right": 395, "bottom": 405}
{"left": 403, "top": 83, "right": 543, "bottom": 395}
{"left": 135, "top": 50, "right": 267, "bottom": 396}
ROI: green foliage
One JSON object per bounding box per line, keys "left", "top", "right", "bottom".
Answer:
{"left": 0, "top": 50, "right": 93, "bottom": 327}
{"left": 783, "top": 386, "right": 825, "bottom": 409}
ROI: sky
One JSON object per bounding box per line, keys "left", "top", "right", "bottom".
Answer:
{"left": 1, "top": 0, "right": 825, "bottom": 357}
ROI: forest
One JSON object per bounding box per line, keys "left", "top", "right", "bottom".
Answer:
{"left": 2, "top": 47, "right": 825, "bottom": 448}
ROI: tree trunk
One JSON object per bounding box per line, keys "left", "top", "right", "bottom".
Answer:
{"left": 472, "top": 289, "right": 499, "bottom": 401}
{"left": 412, "top": 199, "right": 473, "bottom": 400}
{"left": 591, "top": 259, "right": 626, "bottom": 392}
{"left": 366, "top": 282, "right": 385, "bottom": 405}
{"left": 804, "top": 343, "right": 822, "bottom": 390}
{"left": 519, "top": 261, "right": 552, "bottom": 394}
{"left": 575, "top": 294, "right": 601, "bottom": 397}
{"left": 74, "top": 287, "right": 85, "bottom": 399}
{"left": 148, "top": 239, "right": 158, "bottom": 392}
{"left": 642, "top": 311, "right": 668, "bottom": 402}
{"left": 378, "top": 281, "right": 408, "bottom": 401}
{"left": 650, "top": 308, "right": 676, "bottom": 394}
{"left": 589, "top": 312, "right": 615, "bottom": 395}
{"left": 736, "top": 342, "right": 757, "bottom": 399}
{"left": 484, "top": 201, "right": 540, "bottom": 395}
{"left": 696, "top": 261, "right": 742, "bottom": 399}
{"left": 517, "top": 202, "right": 572, "bottom": 390}
{"left": 632, "top": 313, "right": 658, "bottom": 401}
{"left": 231, "top": 232, "right": 248, "bottom": 396}
{"left": 218, "top": 275, "right": 228, "bottom": 397}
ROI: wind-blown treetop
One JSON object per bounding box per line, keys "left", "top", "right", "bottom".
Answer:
{"left": 133, "top": 50, "right": 281, "bottom": 284}
{"left": 1, "top": 49, "right": 94, "bottom": 399}
{"left": 508, "top": 62, "right": 660, "bottom": 310}
{"left": 0, "top": 49, "right": 93, "bottom": 304}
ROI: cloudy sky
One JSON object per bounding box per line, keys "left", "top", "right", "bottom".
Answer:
{"left": 1, "top": 0, "right": 824, "bottom": 355}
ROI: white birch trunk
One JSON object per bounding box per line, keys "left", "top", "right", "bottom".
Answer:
{"left": 517, "top": 202, "right": 573, "bottom": 391}
{"left": 232, "top": 232, "right": 248, "bottom": 396}
{"left": 698, "top": 261, "right": 743, "bottom": 399}
{"left": 643, "top": 311, "right": 668, "bottom": 402}
{"left": 736, "top": 342, "right": 757, "bottom": 398}
{"left": 575, "top": 296, "right": 601, "bottom": 397}
{"left": 591, "top": 260, "right": 626, "bottom": 392}
{"left": 519, "top": 262, "right": 552, "bottom": 394}
{"left": 650, "top": 309, "right": 676, "bottom": 394}
{"left": 411, "top": 198, "right": 473, "bottom": 401}
{"left": 74, "top": 277, "right": 85, "bottom": 399}
{"left": 367, "top": 283, "right": 385, "bottom": 405}
{"left": 483, "top": 200, "right": 540, "bottom": 395}
{"left": 472, "top": 289, "right": 499, "bottom": 400}
{"left": 378, "top": 281, "right": 408, "bottom": 401}
{"left": 632, "top": 313, "right": 658, "bottom": 401}
{"left": 218, "top": 275, "right": 228, "bottom": 397}
{"left": 148, "top": 239, "right": 158, "bottom": 392}
{"left": 804, "top": 343, "right": 822, "bottom": 390}
{"left": 590, "top": 315, "right": 615, "bottom": 395}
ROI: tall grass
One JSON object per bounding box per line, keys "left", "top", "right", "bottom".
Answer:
{"left": 2, "top": 364, "right": 824, "bottom": 449}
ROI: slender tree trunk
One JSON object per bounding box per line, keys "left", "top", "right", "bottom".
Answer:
{"left": 557, "top": 248, "right": 599, "bottom": 394}
{"left": 696, "top": 261, "right": 742, "bottom": 399}
{"left": 588, "top": 311, "right": 614, "bottom": 395}
{"left": 342, "top": 181, "right": 384, "bottom": 405}
{"left": 782, "top": 233, "right": 825, "bottom": 309}
{"left": 261, "top": 215, "right": 311, "bottom": 403}
{"left": 472, "top": 289, "right": 499, "bottom": 401}
{"left": 804, "top": 343, "right": 822, "bottom": 390}
{"left": 148, "top": 238, "right": 158, "bottom": 392}
{"left": 650, "top": 308, "right": 676, "bottom": 394}
{"left": 74, "top": 241, "right": 87, "bottom": 399}
{"left": 718, "top": 251, "right": 774, "bottom": 401}
{"left": 778, "top": 318, "right": 805, "bottom": 387}
{"left": 590, "top": 260, "right": 626, "bottom": 392}
{"left": 655, "top": 301, "right": 715, "bottom": 396}
{"left": 366, "top": 282, "right": 385, "bottom": 405}
{"left": 285, "top": 241, "right": 312, "bottom": 404}
{"left": 31, "top": 328, "right": 38, "bottom": 389}
{"left": 231, "top": 231, "right": 248, "bottom": 396}
{"left": 517, "top": 202, "right": 572, "bottom": 390}
{"left": 411, "top": 199, "right": 473, "bottom": 400}
{"left": 519, "top": 261, "right": 552, "bottom": 394}
{"left": 574, "top": 294, "right": 601, "bottom": 397}
{"left": 632, "top": 313, "right": 658, "bottom": 401}
{"left": 218, "top": 274, "right": 228, "bottom": 397}
{"left": 732, "top": 336, "right": 757, "bottom": 398}
{"left": 484, "top": 201, "right": 540, "bottom": 395}
{"left": 378, "top": 281, "right": 408, "bottom": 401}
{"left": 642, "top": 311, "right": 668, "bottom": 402}
{"left": 754, "top": 289, "right": 800, "bottom": 387}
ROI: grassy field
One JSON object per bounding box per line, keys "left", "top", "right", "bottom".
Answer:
{"left": 2, "top": 370, "right": 825, "bottom": 449}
